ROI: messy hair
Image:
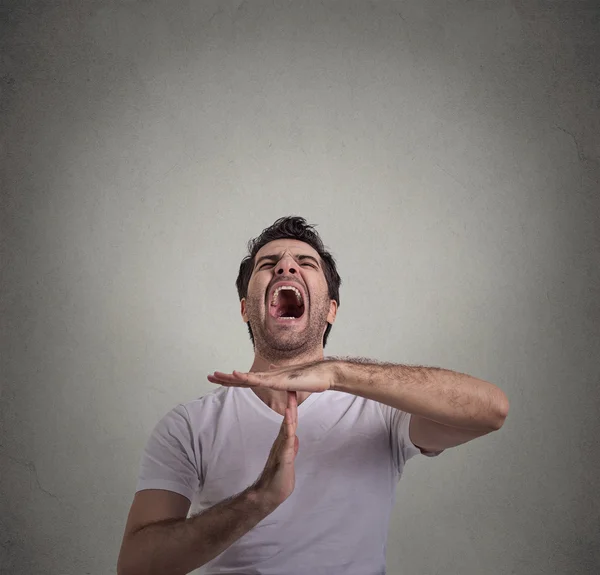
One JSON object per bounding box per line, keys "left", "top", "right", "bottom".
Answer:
{"left": 235, "top": 216, "right": 342, "bottom": 349}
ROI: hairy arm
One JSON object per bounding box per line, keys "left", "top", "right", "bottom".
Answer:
{"left": 117, "top": 487, "right": 277, "bottom": 575}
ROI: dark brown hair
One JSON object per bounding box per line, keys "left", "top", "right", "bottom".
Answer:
{"left": 235, "top": 216, "right": 342, "bottom": 349}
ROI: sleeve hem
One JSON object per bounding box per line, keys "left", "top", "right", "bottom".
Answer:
{"left": 405, "top": 413, "right": 444, "bottom": 458}
{"left": 135, "top": 479, "right": 195, "bottom": 502}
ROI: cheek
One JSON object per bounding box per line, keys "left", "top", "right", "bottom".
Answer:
{"left": 248, "top": 285, "right": 269, "bottom": 307}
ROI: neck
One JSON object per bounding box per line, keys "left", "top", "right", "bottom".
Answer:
{"left": 248, "top": 350, "right": 324, "bottom": 415}
{"left": 248, "top": 350, "right": 324, "bottom": 373}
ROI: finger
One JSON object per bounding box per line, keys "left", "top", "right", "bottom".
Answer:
{"left": 287, "top": 391, "right": 298, "bottom": 426}
{"left": 287, "top": 390, "right": 297, "bottom": 410}
{"left": 208, "top": 373, "right": 244, "bottom": 384}
{"left": 280, "top": 409, "right": 290, "bottom": 440}
{"left": 293, "top": 393, "right": 298, "bottom": 425}
{"left": 282, "top": 409, "right": 297, "bottom": 463}
{"left": 285, "top": 408, "right": 295, "bottom": 441}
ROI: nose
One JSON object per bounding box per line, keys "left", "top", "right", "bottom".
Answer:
{"left": 276, "top": 255, "right": 298, "bottom": 275}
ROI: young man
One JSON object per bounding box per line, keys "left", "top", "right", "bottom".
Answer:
{"left": 117, "top": 216, "right": 509, "bottom": 575}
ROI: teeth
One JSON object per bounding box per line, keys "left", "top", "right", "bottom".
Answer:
{"left": 271, "top": 285, "right": 303, "bottom": 306}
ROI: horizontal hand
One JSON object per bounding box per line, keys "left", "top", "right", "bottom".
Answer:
{"left": 207, "top": 360, "right": 339, "bottom": 393}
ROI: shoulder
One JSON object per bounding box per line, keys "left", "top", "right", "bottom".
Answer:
{"left": 148, "top": 387, "right": 230, "bottom": 433}
{"left": 180, "top": 385, "right": 229, "bottom": 413}
{"left": 171, "top": 386, "right": 238, "bottom": 432}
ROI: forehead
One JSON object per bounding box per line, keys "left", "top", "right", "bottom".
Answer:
{"left": 255, "top": 239, "right": 319, "bottom": 259}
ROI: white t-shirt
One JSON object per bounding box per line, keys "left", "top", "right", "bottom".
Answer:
{"left": 136, "top": 386, "right": 443, "bottom": 575}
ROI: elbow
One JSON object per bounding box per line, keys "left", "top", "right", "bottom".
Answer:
{"left": 493, "top": 394, "right": 510, "bottom": 430}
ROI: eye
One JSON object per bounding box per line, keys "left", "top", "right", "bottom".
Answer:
{"left": 260, "top": 262, "right": 315, "bottom": 269}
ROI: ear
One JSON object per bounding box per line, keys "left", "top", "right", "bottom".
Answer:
{"left": 269, "top": 364, "right": 279, "bottom": 370}
{"left": 327, "top": 299, "right": 337, "bottom": 324}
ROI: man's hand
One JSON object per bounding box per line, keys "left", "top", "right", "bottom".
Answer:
{"left": 207, "top": 360, "right": 339, "bottom": 393}
{"left": 253, "top": 390, "right": 300, "bottom": 508}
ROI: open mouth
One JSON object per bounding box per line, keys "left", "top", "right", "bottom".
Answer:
{"left": 268, "top": 285, "right": 306, "bottom": 322}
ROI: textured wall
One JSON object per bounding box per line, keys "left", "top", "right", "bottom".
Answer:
{"left": 1, "top": 1, "right": 599, "bottom": 574}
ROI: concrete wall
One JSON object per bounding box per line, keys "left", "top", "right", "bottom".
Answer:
{"left": 1, "top": 1, "right": 599, "bottom": 573}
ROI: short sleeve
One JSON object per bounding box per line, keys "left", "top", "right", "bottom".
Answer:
{"left": 377, "top": 403, "right": 444, "bottom": 474}
{"left": 136, "top": 404, "right": 201, "bottom": 502}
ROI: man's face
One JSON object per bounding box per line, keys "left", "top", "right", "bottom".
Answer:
{"left": 241, "top": 239, "right": 337, "bottom": 357}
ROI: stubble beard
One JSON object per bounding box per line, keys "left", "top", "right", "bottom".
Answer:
{"left": 245, "top": 291, "right": 329, "bottom": 358}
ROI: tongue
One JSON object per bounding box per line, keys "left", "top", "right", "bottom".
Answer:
{"left": 276, "top": 302, "right": 303, "bottom": 318}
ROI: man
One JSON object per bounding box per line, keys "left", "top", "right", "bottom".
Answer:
{"left": 117, "top": 216, "right": 509, "bottom": 575}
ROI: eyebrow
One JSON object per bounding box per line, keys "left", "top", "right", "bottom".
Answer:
{"left": 254, "top": 254, "right": 320, "bottom": 269}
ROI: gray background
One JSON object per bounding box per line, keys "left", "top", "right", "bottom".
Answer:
{"left": 1, "top": 1, "right": 599, "bottom": 574}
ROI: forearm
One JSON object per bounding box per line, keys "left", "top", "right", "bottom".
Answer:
{"left": 333, "top": 358, "right": 508, "bottom": 431}
{"left": 117, "top": 487, "right": 277, "bottom": 575}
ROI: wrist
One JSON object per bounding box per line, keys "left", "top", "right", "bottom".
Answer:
{"left": 244, "top": 486, "right": 279, "bottom": 514}
{"left": 331, "top": 360, "right": 350, "bottom": 393}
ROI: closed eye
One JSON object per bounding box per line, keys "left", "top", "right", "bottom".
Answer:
{"left": 260, "top": 263, "right": 315, "bottom": 269}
